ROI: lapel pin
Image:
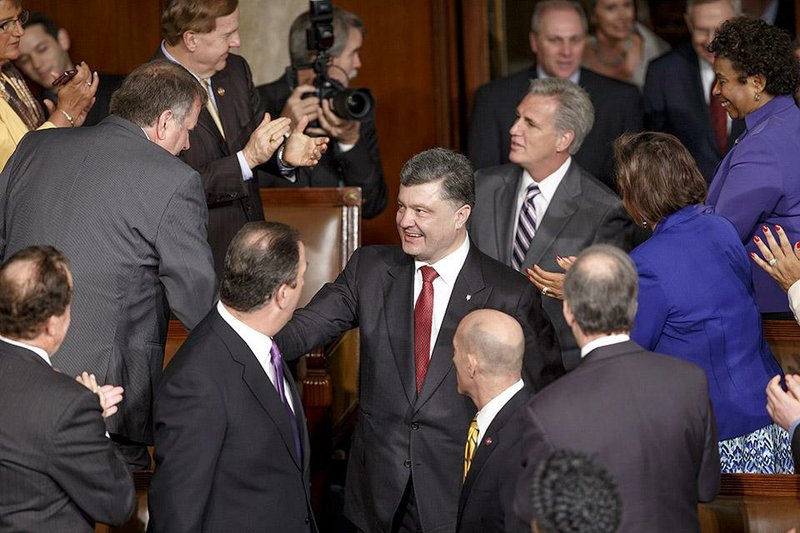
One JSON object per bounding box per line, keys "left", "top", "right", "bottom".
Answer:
{"left": 216, "top": 87, "right": 226, "bottom": 97}
{"left": 484, "top": 437, "right": 493, "bottom": 446}
{"left": 466, "top": 294, "right": 471, "bottom": 301}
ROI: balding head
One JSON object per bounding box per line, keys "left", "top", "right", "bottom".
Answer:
{"left": 453, "top": 309, "right": 524, "bottom": 408}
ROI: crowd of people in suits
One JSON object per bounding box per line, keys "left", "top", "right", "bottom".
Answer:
{"left": 1, "top": 0, "right": 800, "bottom": 531}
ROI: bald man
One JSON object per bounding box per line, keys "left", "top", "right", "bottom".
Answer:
{"left": 453, "top": 309, "right": 531, "bottom": 533}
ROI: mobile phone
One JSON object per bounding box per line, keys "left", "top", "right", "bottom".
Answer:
{"left": 52, "top": 69, "right": 77, "bottom": 87}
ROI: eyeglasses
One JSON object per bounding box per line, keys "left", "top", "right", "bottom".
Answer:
{"left": 0, "top": 10, "right": 28, "bottom": 33}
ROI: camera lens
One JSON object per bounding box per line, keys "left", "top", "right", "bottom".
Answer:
{"left": 331, "top": 88, "right": 374, "bottom": 121}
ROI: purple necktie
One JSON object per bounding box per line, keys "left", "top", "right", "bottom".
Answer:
{"left": 270, "top": 341, "right": 302, "bottom": 461}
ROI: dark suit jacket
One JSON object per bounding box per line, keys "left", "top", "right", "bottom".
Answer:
{"left": 148, "top": 308, "right": 315, "bottom": 533}
{"left": 643, "top": 43, "right": 745, "bottom": 183}
{"left": 0, "top": 116, "right": 217, "bottom": 446}
{"left": 471, "top": 161, "right": 635, "bottom": 369}
{"left": 468, "top": 66, "right": 643, "bottom": 191}
{"left": 0, "top": 340, "right": 135, "bottom": 532}
{"left": 793, "top": 427, "right": 800, "bottom": 468}
{"left": 774, "top": 0, "right": 796, "bottom": 38}
{"left": 456, "top": 387, "right": 532, "bottom": 533}
{"left": 154, "top": 49, "right": 270, "bottom": 277}
{"left": 41, "top": 72, "right": 125, "bottom": 127}
{"left": 514, "top": 341, "right": 720, "bottom": 532}
{"left": 256, "top": 72, "right": 388, "bottom": 219}
{"left": 276, "top": 243, "right": 562, "bottom": 533}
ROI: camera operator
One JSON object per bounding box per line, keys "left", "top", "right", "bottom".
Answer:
{"left": 257, "top": 7, "right": 387, "bottom": 219}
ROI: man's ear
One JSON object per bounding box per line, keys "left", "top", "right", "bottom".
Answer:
{"left": 562, "top": 299, "right": 575, "bottom": 327}
{"left": 56, "top": 28, "right": 71, "bottom": 52}
{"left": 182, "top": 31, "right": 198, "bottom": 53}
{"left": 274, "top": 283, "right": 290, "bottom": 310}
{"left": 455, "top": 204, "right": 472, "bottom": 229}
{"left": 466, "top": 353, "right": 478, "bottom": 378}
{"left": 155, "top": 109, "right": 173, "bottom": 140}
{"left": 556, "top": 129, "right": 575, "bottom": 154}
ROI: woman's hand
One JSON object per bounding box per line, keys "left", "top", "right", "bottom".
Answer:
{"left": 751, "top": 224, "right": 800, "bottom": 292}
{"left": 525, "top": 255, "right": 576, "bottom": 300}
{"left": 46, "top": 62, "right": 98, "bottom": 128}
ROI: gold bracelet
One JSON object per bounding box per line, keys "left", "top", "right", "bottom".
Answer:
{"left": 59, "top": 109, "right": 75, "bottom": 127}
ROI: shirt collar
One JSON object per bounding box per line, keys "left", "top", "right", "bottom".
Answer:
{"left": 520, "top": 157, "right": 571, "bottom": 202}
{"left": 414, "top": 233, "right": 470, "bottom": 287}
{"left": 536, "top": 65, "right": 580, "bottom": 85}
{"left": 0, "top": 334, "right": 52, "bottom": 366}
{"left": 581, "top": 334, "right": 630, "bottom": 358}
{"left": 216, "top": 301, "right": 273, "bottom": 369}
{"left": 475, "top": 379, "right": 524, "bottom": 433}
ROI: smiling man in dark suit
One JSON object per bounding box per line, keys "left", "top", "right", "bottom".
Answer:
{"left": 471, "top": 78, "right": 634, "bottom": 370}
{"left": 453, "top": 309, "right": 530, "bottom": 533}
{"left": 643, "top": 0, "right": 743, "bottom": 182}
{"left": 513, "top": 244, "right": 720, "bottom": 532}
{"left": 276, "top": 147, "right": 562, "bottom": 532}
{"left": 468, "top": 0, "right": 642, "bottom": 191}
{"left": 156, "top": 0, "right": 328, "bottom": 276}
{"left": 0, "top": 246, "right": 134, "bottom": 532}
{"left": 149, "top": 221, "right": 315, "bottom": 532}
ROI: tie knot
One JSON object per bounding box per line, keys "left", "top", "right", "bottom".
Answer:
{"left": 525, "top": 183, "right": 540, "bottom": 201}
{"left": 269, "top": 341, "right": 282, "bottom": 364}
{"left": 420, "top": 265, "right": 439, "bottom": 284}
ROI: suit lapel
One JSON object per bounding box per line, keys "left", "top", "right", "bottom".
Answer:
{"left": 459, "top": 388, "right": 531, "bottom": 517}
{"left": 493, "top": 166, "right": 522, "bottom": 265}
{"left": 417, "top": 246, "right": 487, "bottom": 408}
{"left": 210, "top": 311, "right": 303, "bottom": 469}
{"left": 205, "top": 72, "right": 233, "bottom": 154}
{"left": 384, "top": 253, "right": 417, "bottom": 405}
{"left": 525, "top": 162, "right": 581, "bottom": 266}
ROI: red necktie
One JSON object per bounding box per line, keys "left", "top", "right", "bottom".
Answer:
{"left": 414, "top": 266, "right": 439, "bottom": 395}
{"left": 709, "top": 80, "right": 728, "bottom": 153}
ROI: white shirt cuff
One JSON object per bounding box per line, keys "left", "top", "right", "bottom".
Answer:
{"left": 236, "top": 151, "right": 254, "bottom": 181}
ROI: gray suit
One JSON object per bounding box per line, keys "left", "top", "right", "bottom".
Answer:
{"left": 470, "top": 161, "right": 635, "bottom": 369}
{"left": 0, "top": 340, "right": 135, "bottom": 532}
{"left": 0, "top": 116, "right": 217, "bottom": 450}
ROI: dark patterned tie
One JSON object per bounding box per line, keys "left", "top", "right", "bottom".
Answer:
{"left": 709, "top": 79, "right": 728, "bottom": 153}
{"left": 512, "top": 183, "right": 540, "bottom": 270}
{"left": 414, "top": 265, "right": 439, "bottom": 395}
{"left": 270, "top": 341, "right": 302, "bottom": 461}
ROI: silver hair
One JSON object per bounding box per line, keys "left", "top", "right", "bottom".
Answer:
{"left": 526, "top": 78, "right": 595, "bottom": 155}
{"left": 530, "top": 0, "right": 588, "bottom": 34}
{"left": 288, "top": 7, "right": 364, "bottom": 66}
{"left": 563, "top": 244, "right": 638, "bottom": 335}
{"left": 686, "top": 0, "right": 741, "bottom": 16}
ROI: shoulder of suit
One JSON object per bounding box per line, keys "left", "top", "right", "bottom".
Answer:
{"left": 475, "top": 164, "right": 518, "bottom": 187}
{"left": 570, "top": 164, "right": 621, "bottom": 204}
{"left": 581, "top": 68, "right": 640, "bottom": 96}
{"left": 476, "top": 67, "right": 534, "bottom": 97}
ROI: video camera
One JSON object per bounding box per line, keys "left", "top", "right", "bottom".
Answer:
{"left": 297, "top": 0, "right": 374, "bottom": 122}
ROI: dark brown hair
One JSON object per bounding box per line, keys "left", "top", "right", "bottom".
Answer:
{"left": 0, "top": 246, "right": 71, "bottom": 339}
{"left": 614, "top": 132, "right": 707, "bottom": 225}
{"left": 161, "top": 0, "right": 238, "bottom": 46}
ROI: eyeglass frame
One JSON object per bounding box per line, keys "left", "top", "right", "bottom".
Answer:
{"left": 0, "top": 10, "right": 28, "bottom": 34}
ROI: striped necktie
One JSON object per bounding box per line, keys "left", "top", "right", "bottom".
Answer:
{"left": 203, "top": 78, "right": 225, "bottom": 138}
{"left": 512, "top": 183, "right": 540, "bottom": 270}
{"left": 463, "top": 418, "right": 479, "bottom": 482}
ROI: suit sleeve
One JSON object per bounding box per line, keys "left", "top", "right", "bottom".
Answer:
{"left": 513, "top": 402, "right": 555, "bottom": 525}
{"left": 156, "top": 173, "right": 217, "bottom": 330}
{"left": 708, "top": 136, "right": 783, "bottom": 243}
{"left": 336, "top": 117, "right": 388, "bottom": 219}
{"left": 697, "top": 379, "right": 721, "bottom": 501}
{"left": 593, "top": 203, "right": 636, "bottom": 252}
{"left": 47, "top": 390, "right": 135, "bottom": 526}
{"left": 630, "top": 254, "right": 669, "bottom": 350}
{"left": 275, "top": 248, "right": 363, "bottom": 360}
{"left": 149, "top": 367, "right": 227, "bottom": 533}
{"left": 517, "top": 281, "right": 564, "bottom": 390}
{"left": 642, "top": 64, "right": 667, "bottom": 131}
{"left": 468, "top": 84, "right": 504, "bottom": 170}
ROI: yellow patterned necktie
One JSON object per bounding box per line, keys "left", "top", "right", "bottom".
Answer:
{"left": 203, "top": 79, "right": 225, "bottom": 139}
{"left": 463, "top": 418, "right": 479, "bottom": 482}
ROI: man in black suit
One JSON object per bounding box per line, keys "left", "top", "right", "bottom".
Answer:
{"left": 514, "top": 244, "right": 720, "bottom": 532}
{"left": 0, "top": 246, "right": 135, "bottom": 532}
{"left": 471, "top": 78, "right": 634, "bottom": 370}
{"left": 643, "top": 0, "right": 744, "bottom": 182}
{"left": 157, "top": 0, "right": 328, "bottom": 276}
{"left": 766, "top": 374, "right": 800, "bottom": 469}
{"left": 453, "top": 309, "right": 530, "bottom": 533}
{"left": 15, "top": 11, "right": 124, "bottom": 126}
{"left": 276, "top": 148, "right": 562, "bottom": 532}
{"left": 257, "top": 7, "right": 387, "bottom": 219}
{"left": 468, "top": 0, "right": 642, "bottom": 191}
{"left": 149, "top": 221, "right": 315, "bottom": 532}
{"left": 0, "top": 60, "right": 218, "bottom": 469}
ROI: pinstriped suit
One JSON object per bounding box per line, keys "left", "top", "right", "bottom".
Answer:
{"left": 0, "top": 116, "right": 217, "bottom": 449}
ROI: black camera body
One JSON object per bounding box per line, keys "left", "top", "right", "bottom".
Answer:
{"left": 300, "top": 0, "right": 374, "bottom": 122}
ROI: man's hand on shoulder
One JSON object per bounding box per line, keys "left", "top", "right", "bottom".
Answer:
{"left": 76, "top": 372, "right": 124, "bottom": 419}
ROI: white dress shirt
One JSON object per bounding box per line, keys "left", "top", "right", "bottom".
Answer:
{"left": 512, "top": 157, "right": 571, "bottom": 240}
{"left": 474, "top": 379, "right": 524, "bottom": 450}
{"left": 580, "top": 333, "right": 631, "bottom": 359}
{"left": 217, "top": 301, "right": 295, "bottom": 413}
{"left": 413, "top": 234, "right": 470, "bottom": 358}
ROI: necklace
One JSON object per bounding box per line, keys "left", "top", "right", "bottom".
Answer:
{"left": 590, "top": 36, "right": 633, "bottom": 68}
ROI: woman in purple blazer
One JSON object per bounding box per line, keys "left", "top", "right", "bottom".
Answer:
{"left": 706, "top": 17, "right": 800, "bottom": 315}
{"left": 616, "top": 132, "right": 791, "bottom": 473}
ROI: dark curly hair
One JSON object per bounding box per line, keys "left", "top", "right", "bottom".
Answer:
{"left": 708, "top": 16, "right": 800, "bottom": 96}
{"left": 531, "top": 449, "right": 622, "bottom": 533}
{"left": 0, "top": 246, "right": 72, "bottom": 340}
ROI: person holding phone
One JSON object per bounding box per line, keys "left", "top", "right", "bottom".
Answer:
{"left": 0, "top": 1, "right": 97, "bottom": 168}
